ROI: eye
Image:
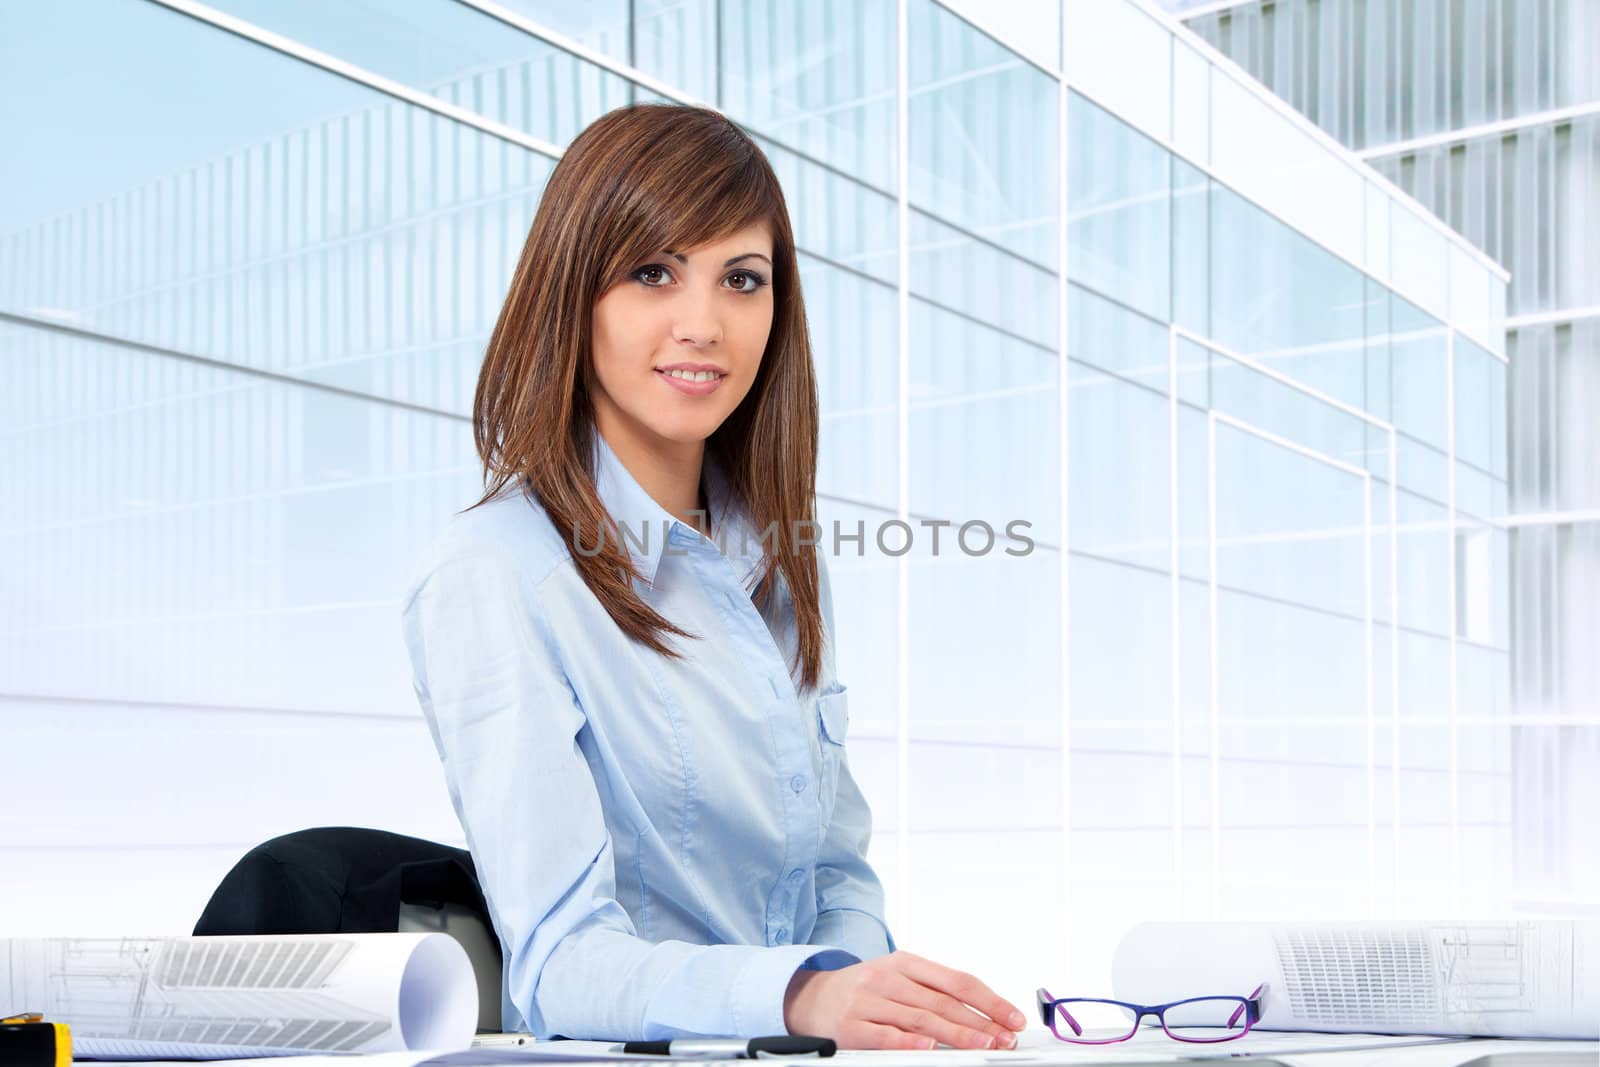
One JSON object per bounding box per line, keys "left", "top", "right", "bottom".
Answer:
{"left": 632, "top": 264, "right": 672, "bottom": 287}
{"left": 726, "top": 269, "right": 769, "bottom": 294}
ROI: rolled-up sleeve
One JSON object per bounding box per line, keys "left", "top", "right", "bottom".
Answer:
{"left": 401, "top": 545, "right": 838, "bottom": 1039}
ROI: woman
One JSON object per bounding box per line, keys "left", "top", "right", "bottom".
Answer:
{"left": 400, "top": 104, "right": 1024, "bottom": 1049}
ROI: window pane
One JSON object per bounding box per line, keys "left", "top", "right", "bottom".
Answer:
{"left": 725, "top": 0, "right": 896, "bottom": 192}
{"left": 1068, "top": 93, "right": 1169, "bottom": 322}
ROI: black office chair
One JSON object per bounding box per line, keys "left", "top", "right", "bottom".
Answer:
{"left": 194, "top": 826, "right": 503, "bottom": 1032}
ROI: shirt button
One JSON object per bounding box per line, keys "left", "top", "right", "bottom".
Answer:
{"left": 790, "top": 775, "right": 806, "bottom": 794}
{"left": 774, "top": 928, "right": 789, "bottom": 944}
{"left": 788, "top": 869, "right": 804, "bottom": 883}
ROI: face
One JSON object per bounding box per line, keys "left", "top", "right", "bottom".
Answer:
{"left": 589, "top": 222, "right": 775, "bottom": 455}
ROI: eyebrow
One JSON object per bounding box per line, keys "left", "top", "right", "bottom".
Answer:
{"left": 663, "top": 250, "right": 774, "bottom": 268}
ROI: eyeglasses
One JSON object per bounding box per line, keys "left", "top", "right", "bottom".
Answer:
{"left": 1035, "top": 984, "right": 1266, "bottom": 1044}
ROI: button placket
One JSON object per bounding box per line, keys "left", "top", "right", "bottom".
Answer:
{"left": 700, "top": 552, "right": 822, "bottom": 931}
{"left": 713, "top": 559, "right": 796, "bottom": 703}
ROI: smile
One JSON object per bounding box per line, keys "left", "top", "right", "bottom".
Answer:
{"left": 655, "top": 368, "right": 725, "bottom": 396}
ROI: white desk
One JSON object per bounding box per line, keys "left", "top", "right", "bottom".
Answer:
{"left": 82, "top": 1032, "right": 1600, "bottom": 1067}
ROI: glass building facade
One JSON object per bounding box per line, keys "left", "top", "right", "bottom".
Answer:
{"left": 1, "top": 0, "right": 1511, "bottom": 993}
{"left": 1175, "top": 0, "right": 1598, "bottom": 916}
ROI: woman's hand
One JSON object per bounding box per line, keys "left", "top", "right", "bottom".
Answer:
{"left": 782, "top": 951, "right": 1027, "bottom": 1050}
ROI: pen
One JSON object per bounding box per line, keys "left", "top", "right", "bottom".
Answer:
{"left": 613, "top": 1036, "right": 836, "bottom": 1059}
{"left": 470, "top": 1032, "right": 537, "bottom": 1047}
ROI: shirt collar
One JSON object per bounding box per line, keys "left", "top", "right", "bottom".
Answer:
{"left": 703, "top": 450, "right": 767, "bottom": 595}
{"left": 591, "top": 430, "right": 765, "bottom": 592}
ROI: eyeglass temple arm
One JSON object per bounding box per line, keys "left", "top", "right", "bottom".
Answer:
{"left": 1228, "top": 984, "right": 1267, "bottom": 1029}
{"left": 1035, "top": 988, "right": 1086, "bottom": 1036}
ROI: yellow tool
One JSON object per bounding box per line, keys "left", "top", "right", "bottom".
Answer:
{"left": 0, "top": 1011, "right": 72, "bottom": 1066}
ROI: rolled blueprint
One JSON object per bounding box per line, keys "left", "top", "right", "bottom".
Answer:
{"left": 0, "top": 932, "right": 478, "bottom": 1059}
{"left": 1112, "top": 920, "right": 1599, "bottom": 1040}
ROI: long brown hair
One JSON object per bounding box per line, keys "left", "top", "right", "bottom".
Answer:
{"left": 468, "top": 103, "right": 825, "bottom": 693}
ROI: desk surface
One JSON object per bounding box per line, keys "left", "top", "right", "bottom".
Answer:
{"left": 78, "top": 1032, "right": 1600, "bottom": 1067}
{"left": 829, "top": 1032, "right": 1599, "bottom": 1066}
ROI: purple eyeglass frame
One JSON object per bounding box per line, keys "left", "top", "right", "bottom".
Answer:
{"left": 1034, "top": 984, "right": 1266, "bottom": 1044}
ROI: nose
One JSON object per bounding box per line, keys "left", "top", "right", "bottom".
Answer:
{"left": 671, "top": 287, "right": 723, "bottom": 347}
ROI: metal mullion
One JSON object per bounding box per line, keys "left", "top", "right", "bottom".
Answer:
{"left": 1057, "top": 9, "right": 1073, "bottom": 964}
{"left": 0, "top": 309, "right": 462, "bottom": 424}
{"left": 894, "top": 0, "right": 912, "bottom": 942}
{"left": 144, "top": 0, "right": 563, "bottom": 160}
{"left": 1357, "top": 100, "right": 1600, "bottom": 160}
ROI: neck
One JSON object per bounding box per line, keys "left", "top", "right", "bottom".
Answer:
{"left": 594, "top": 412, "right": 710, "bottom": 535}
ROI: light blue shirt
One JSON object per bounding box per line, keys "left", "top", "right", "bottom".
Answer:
{"left": 399, "top": 430, "right": 893, "bottom": 1040}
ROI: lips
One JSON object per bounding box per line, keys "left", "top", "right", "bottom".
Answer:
{"left": 655, "top": 363, "right": 726, "bottom": 375}
{"left": 655, "top": 368, "right": 725, "bottom": 396}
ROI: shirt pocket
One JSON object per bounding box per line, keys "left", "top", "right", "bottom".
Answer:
{"left": 815, "top": 685, "right": 849, "bottom": 827}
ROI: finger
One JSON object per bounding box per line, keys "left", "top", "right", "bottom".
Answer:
{"left": 884, "top": 971, "right": 1019, "bottom": 1048}
{"left": 839, "top": 1020, "right": 937, "bottom": 1051}
{"left": 895, "top": 955, "right": 1027, "bottom": 1032}
{"left": 865, "top": 999, "right": 1001, "bottom": 1051}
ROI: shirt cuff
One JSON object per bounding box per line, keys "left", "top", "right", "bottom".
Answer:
{"left": 810, "top": 907, "right": 895, "bottom": 960}
{"left": 729, "top": 944, "right": 861, "bottom": 1037}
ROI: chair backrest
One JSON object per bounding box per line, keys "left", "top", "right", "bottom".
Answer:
{"left": 194, "top": 826, "right": 502, "bottom": 1032}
